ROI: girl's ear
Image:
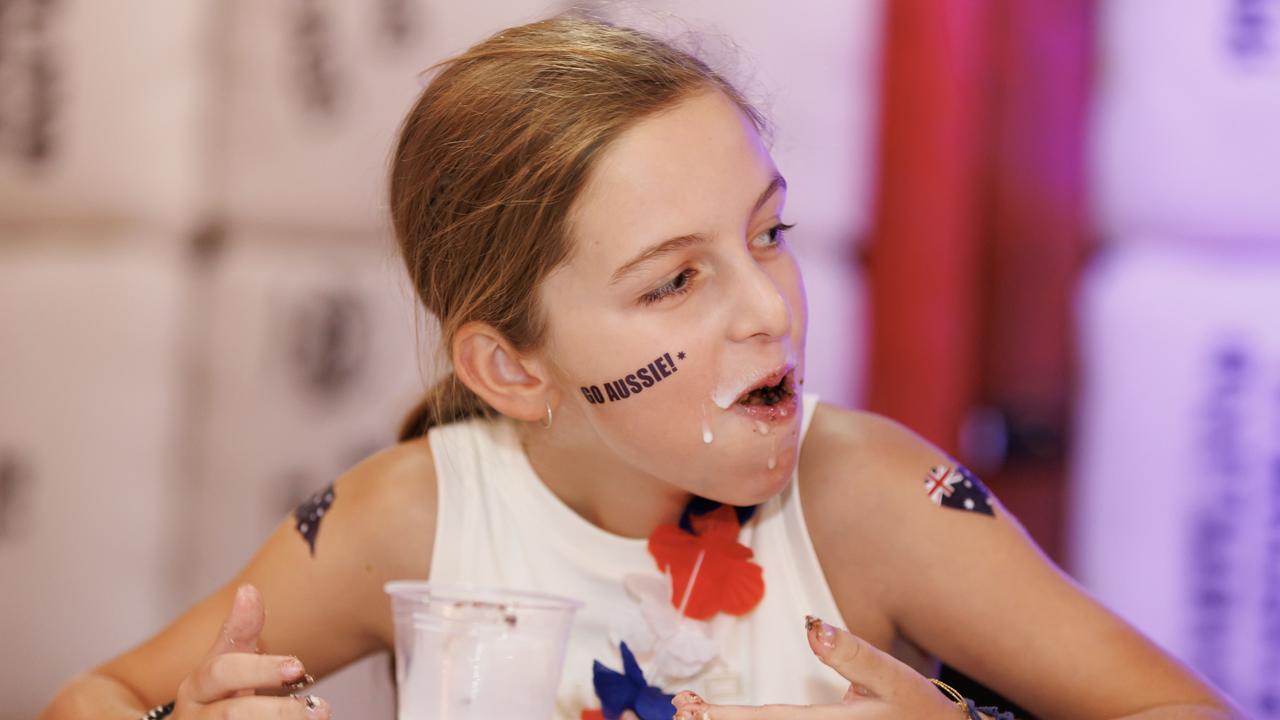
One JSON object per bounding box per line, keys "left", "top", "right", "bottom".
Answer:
{"left": 452, "top": 321, "right": 553, "bottom": 422}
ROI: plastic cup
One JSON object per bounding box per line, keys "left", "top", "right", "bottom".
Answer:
{"left": 385, "top": 581, "right": 583, "bottom": 720}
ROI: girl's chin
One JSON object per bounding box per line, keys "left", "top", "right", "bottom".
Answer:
{"left": 701, "top": 457, "right": 796, "bottom": 507}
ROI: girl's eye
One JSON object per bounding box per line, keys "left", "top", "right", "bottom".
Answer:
{"left": 750, "top": 222, "right": 796, "bottom": 250}
{"left": 636, "top": 222, "right": 795, "bottom": 307}
{"left": 640, "top": 268, "right": 696, "bottom": 306}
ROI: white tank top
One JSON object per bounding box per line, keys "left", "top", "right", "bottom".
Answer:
{"left": 426, "top": 392, "right": 848, "bottom": 718}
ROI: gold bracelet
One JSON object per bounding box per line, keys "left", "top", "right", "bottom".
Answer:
{"left": 929, "top": 678, "right": 970, "bottom": 715}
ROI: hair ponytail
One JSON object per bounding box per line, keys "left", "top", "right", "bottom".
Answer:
{"left": 398, "top": 372, "right": 497, "bottom": 442}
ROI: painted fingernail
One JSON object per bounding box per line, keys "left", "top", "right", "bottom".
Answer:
{"left": 673, "top": 691, "right": 702, "bottom": 706}
{"left": 284, "top": 672, "right": 315, "bottom": 691}
{"left": 280, "top": 657, "right": 304, "bottom": 681}
{"left": 819, "top": 622, "right": 837, "bottom": 650}
{"left": 804, "top": 614, "right": 821, "bottom": 632}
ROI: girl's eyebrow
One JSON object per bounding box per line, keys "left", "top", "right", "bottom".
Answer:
{"left": 608, "top": 232, "right": 710, "bottom": 287}
{"left": 607, "top": 172, "right": 787, "bottom": 287}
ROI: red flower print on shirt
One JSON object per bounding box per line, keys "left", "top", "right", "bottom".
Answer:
{"left": 647, "top": 505, "right": 764, "bottom": 620}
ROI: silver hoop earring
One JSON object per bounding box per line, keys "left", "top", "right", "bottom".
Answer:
{"left": 539, "top": 401, "right": 553, "bottom": 430}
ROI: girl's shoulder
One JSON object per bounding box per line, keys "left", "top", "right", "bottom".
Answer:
{"left": 798, "top": 401, "right": 954, "bottom": 558}
{"left": 311, "top": 434, "right": 441, "bottom": 589}
{"left": 797, "top": 403, "right": 973, "bottom": 628}
{"left": 799, "top": 402, "right": 996, "bottom": 542}
{"left": 350, "top": 433, "right": 439, "bottom": 509}
{"left": 340, "top": 434, "right": 440, "bottom": 566}
{"left": 800, "top": 401, "right": 949, "bottom": 489}
{"left": 311, "top": 434, "right": 439, "bottom": 649}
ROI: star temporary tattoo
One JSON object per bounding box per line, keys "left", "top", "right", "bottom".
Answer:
{"left": 294, "top": 482, "right": 336, "bottom": 556}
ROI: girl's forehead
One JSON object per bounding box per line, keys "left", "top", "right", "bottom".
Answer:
{"left": 569, "top": 90, "right": 779, "bottom": 262}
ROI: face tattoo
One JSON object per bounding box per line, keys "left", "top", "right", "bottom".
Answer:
{"left": 579, "top": 350, "right": 684, "bottom": 405}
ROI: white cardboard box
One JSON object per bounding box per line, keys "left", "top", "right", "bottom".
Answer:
{"left": 217, "top": 0, "right": 563, "bottom": 233}
{"left": 1091, "top": 0, "right": 1280, "bottom": 247}
{"left": 0, "top": 1, "right": 213, "bottom": 231}
{"left": 1070, "top": 243, "right": 1280, "bottom": 716}
{"left": 0, "top": 238, "right": 189, "bottom": 719}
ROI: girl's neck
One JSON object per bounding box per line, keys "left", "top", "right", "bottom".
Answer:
{"left": 516, "top": 422, "right": 691, "bottom": 539}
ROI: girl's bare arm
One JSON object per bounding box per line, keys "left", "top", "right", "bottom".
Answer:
{"left": 803, "top": 407, "right": 1242, "bottom": 720}
{"left": 38, "top": 437, "right": 438, "bottom": 719}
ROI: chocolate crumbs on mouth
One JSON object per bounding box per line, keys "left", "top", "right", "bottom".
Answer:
{"left": 738, "top": 374, "right": 793, "bottom": 407}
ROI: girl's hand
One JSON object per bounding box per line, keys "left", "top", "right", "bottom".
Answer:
{"left": 671, "top": 616, "right": 964, "bottom": 719}
{"left": 172, "top": 584, "right": 331, "bottom": 719}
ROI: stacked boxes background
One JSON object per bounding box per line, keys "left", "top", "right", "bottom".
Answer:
{"left": 1071, "top": 1, "right": 1280, "bottom": 716}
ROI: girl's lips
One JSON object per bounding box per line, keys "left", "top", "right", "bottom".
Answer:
{"left": 712, "top": 363, "right": 796, "bottom": 409}
{"left": 728, "top": 390, "right": 799, "bottom": 423}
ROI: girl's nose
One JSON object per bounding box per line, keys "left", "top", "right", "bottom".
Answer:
{"left": 726, "top": 261, "right": 791, "bottom": 342}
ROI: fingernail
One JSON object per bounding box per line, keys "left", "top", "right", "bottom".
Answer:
{"left": 673, "top": 691, "right": 702, "bottom": 707}
{"left": 804, "top": 614, "right": 820, "bottom": 632}
{"left": 283, "top": 661, "right": 315, "bottom": 690}
{"left": 280, "top": 657, "right": 305, "bottom": 682}
{"left": 819, "top": 622, "right": 837, "bottom": 650}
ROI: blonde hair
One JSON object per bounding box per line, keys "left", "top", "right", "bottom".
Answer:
{"left": 392, "top": 15, "right": 769, "bottom": 441}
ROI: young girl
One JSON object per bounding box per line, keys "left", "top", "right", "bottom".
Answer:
{"left": 40, "top": 15, "right": 1241, "bottom": 720}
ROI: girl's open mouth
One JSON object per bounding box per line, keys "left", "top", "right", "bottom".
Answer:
{"left": 730, "top": 368, "right": 799, "bottom": 422}
{"left": 736, "top": 368, "right": 796, "bottom": 407}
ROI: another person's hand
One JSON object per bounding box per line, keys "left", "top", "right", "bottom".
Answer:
{"left": 672, "top": 617, "right": 964, "bottom": 719}
{"left": 172, "top": 584, "right": 330, "bottom": 719}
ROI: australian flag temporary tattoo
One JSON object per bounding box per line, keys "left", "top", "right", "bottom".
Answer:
{"left": 924, "top": 464, "right": 994, "bottom": 516}
{"left": 294, "top": 482, "right": 336, "bottom": 556}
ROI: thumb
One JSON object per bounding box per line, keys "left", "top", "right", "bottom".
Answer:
{"left": 803, "top": 615, "right": 898, "bottom": 700}
{"left": 207, "top": 584, "right": 265, "bottom": 658}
